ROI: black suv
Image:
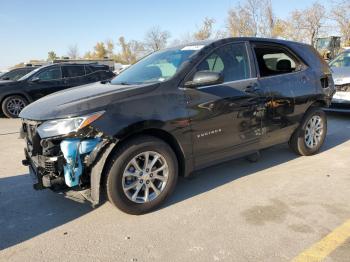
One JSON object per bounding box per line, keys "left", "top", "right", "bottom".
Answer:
{"left": 0, "top": 63, "right": 115, "bottom": 118}
{"left": 0, "top": 66, "right": 39, "bottom": 81}
{"left": 20, "top": 38, "right": 335, "bottom": 214}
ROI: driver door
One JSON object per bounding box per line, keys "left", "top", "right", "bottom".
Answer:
{"left": 27, "top": 66, "right": 66, "bottom": 100}
{"left": 184, "top": 42, "right": 266, "bottom": 168}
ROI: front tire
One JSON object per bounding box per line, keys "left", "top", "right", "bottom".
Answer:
{"left": 105, "top": 136, "right": 178, "bottom": 215}
{"left": 1, "top": 95, "right": 28, "bottom": 118}
{"left": 289, "top": 107, "right": 327, "bottom": 156}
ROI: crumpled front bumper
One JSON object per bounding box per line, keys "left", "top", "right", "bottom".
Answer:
{"left": 23, "top": 141, "right": 115, "bottom": 206}
{"left": 21, "top": 120, "right": 116, "bottom": 206}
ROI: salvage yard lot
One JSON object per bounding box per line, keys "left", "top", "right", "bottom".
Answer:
{"left": 1, "top": 113, "right": 350, "bottom": 262}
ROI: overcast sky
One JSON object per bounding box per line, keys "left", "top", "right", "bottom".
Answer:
{"left": 0, "top": 0, "right": 331, "bottom": 70}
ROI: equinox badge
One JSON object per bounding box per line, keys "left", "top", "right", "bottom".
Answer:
{"left": 197, "top": 129, "right": 222, "bottom": 139}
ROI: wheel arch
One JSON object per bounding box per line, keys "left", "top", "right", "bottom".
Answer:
{"left": 0, "top": 93, "right": 33, "bottom": 116}
{"left": 309, "top": 100, "right": 327, "bottom": 109}
{"left": 100, "top": 126, "right": 188, "bottom": 186}
{"left": 1, "top": 92, "right": 33, "bottom": 105}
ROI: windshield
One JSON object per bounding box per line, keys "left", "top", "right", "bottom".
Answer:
{"left": 111, "top": 48, "right": 198, "bottom": 85}
{"left": 330, "top": 52, "right": 350, "bottom": 68}
{"left": 1, "top": 69, "right": 29, "bottom": 81}
{"left": 18, "top": 66, "right": 42, "bottom": 81}
{"left": 316, "top": 39, "right": 331, "bottom": 50}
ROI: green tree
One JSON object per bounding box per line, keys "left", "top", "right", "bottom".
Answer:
{"left": 94, "top": 42, "right": 107, "bottom": 59}
{"left": 47, "top": 51, "right": 58, "bottom": 61}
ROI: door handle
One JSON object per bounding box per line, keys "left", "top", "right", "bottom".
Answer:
{"left": 301, "top": 76, "right": 308, "bottom": 84}
{"left": 245, "top": 83, "right": 259, "bottom": 93}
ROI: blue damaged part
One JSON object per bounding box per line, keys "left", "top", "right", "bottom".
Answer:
{"left": 60, "top": 138, "right": 101, "bottom": 187}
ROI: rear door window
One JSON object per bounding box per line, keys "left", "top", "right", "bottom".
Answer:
{"left": 85, "top": 65, "right": 93, "bottom": 74}
{"left": 253, "top": 44, "right": 303, "bottom": 77}
{"left": 62, "top": 65, "right": 86, "bottom": 78}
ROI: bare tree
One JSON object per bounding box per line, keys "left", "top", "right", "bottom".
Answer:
{"left": 282, "top": 2, "right": 326, "bottom": 45}
{"left": 67, "top": 44, "right": 79, "bottom": 59}
{"left": 227, "top": 0, "right": 277, "bottom": 37}
{"left": 193, "top": 17, "right": 215, "bottom": 40}
{"left": 283, "top": 10, "right": 309, "bottom": 42}
{"left": 114, "top": 37, "right": 146, "bottom": 64}
{"left": 144, "top": 26, "right": 171, "bottom": 52}
{"left": 214, "top": 30, "right": 229, "bottom": 40}
{"left": 227, "top": 4, "right": 256, "bottom": 37}
{"left": 331, "top": 0, "right": 350, "bottom": 45}
{"left": 259, "top": 0, "right": 276, "bottom": 37}
{"left": 303, "top": 2, "right": 326, "bottom": 46}
{"left": 129, "top": 40, "right": 148, "bottom": 60}
{"left": 105, "top": 39, "right": 115, "bottom": 58}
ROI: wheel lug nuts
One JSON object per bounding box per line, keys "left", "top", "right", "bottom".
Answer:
{"left": 139, "top": 179, "right": 143, "bottom": 184}
{"left": 150, "top": 173, "right": 153, "bottom": 177}
{"left": 146, "top": 180, "right": 150, "bottom": 184}
{"left": 146, "top": 169, "right": 149, "bottom": 172}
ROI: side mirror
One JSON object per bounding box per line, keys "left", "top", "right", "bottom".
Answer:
{"left": 1, "top": 77, "right": 10, "bottom": 80}
{"left": 185, "top": 71, "right": 224, "bottom": 88}
{"left": 30, "top": 77, "right": 40, "bottom": 82}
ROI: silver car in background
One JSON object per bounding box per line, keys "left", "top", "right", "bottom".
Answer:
{"left": 329, "top": 50, "right": 350, "bottom": 111}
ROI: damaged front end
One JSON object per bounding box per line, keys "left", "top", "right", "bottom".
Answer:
{"left": 21, "top": 112, "right": 115, "bottom": 206}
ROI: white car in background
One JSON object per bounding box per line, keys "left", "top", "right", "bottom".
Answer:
{"left": 329, "top": 50, "right": 350, "bottom": 111}
{"left": 113, "top": 63, "right": 130, "bottom": 75}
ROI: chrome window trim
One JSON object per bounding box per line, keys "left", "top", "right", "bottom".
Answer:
{"left": 257, "top": 69, "right": 308, "bottom": 80}
{"left": 179, "top": 77, "right": 258, "bottom": 90}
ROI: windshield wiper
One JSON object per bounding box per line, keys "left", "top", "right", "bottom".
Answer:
{"left": 113, "top": 81, "right": 131, "bottom": 85}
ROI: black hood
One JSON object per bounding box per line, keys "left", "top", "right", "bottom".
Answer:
{"left": 0, "top": 80, "right": 20, "bottom": 86}
{"left": 19, "top": 81, "right": 158, "bottom": 120}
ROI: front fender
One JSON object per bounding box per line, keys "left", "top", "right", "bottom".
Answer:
{"left": 89, "top": 142, "right": 116, "bottom": 206}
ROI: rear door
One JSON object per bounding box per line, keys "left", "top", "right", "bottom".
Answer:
{"left": 252, "top": 42, "right": 312, "bottom": 145}
{"left": 26, "top": 65, "right": 65, "bottom": 100}
{"left": 87, "top": 65, "right": 114, "bottom": 82}
{"left": 62, "top": 65, "right": 88, "bottom": 88}
{"left": 184, "top": 42, "right": 267, "bottom": 167}
{"left": 85, "top": 65, "right": 100, "bottom": 83}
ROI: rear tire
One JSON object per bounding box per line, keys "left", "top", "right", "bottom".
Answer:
{"left": 105, "top": 136, "right": 178, "bottom": 215}
{"left": 1, "top": 95, "right": 28, "bottom": 118}
{"left": 289, "top": 107, "right": 327, "bottom": 156}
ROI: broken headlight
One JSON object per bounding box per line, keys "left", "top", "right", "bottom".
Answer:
{"left": 37, "top": 111, "right": 105, "bottom": 138}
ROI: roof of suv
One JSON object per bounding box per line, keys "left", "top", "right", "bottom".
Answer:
{"left": 172, "top": 37, "right": 309, "bottom": 50}
{"left": 36, "top": 63, "right": 108, "bottom": 69}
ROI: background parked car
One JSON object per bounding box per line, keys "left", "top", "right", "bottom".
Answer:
{"left": 0, "top": 66, "right": 40, "bottom": 81}
{"left": 0, "top": 63, "right": 115, "bottom": 118}
{"left": 328, "top": 50, "right": 350, "bottom": 111}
